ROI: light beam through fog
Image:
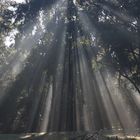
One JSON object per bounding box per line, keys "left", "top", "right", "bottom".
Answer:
{"left": 0, "top": 0, "right": 67, "bottom": 102}
{"left": 0, "top": 0, "right": 140, "bottom": 137}
{"left": 76, "top": 2, "right": 140, "bottom": 134}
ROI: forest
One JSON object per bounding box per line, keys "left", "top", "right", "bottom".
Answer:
{"left": 0, "top": 0, "right": 140, "bottom": 139}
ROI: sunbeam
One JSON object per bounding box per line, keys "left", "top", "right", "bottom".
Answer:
{"left": 37, "top": 25, "right": 67, "bottom": 132}
{"left": 97, "top": 2, "right": 138, "bottom": 29}
{"left": 0, "top": 0, "right": 140, "bottom": 137}
{"left": 75, "top": 2, "right": 140, "bottom": 134}
{"left": 0, "top": 0, "right": 67, "bottom": 102}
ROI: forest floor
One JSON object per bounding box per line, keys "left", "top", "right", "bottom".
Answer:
{"left": 0, "top": 132, "right": 139, "bottom": 140}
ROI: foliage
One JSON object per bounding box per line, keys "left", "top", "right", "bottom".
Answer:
{"left": 78, "top": 0, "right": 140, "bottom": 92}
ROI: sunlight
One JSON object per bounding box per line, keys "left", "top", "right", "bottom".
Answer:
{"left": 98, "top": 3, "right": 138, "bottom": 28}
{"left": 73, "top": 0, "right": 76, "bottom": 5}
{"left": 0, "top": 0, "right": 68, "bottom": 132}
{"left": 4, "top": 29, "right": 19, "bottom": 48}
{"left": 75, "top": 3, "right": 140, "bottom": 133}
{"left": 0, "top": 0, "right": 68, "bottom": 103}
{"left": 77, "top": 10, "right": 98, "bottom": 48}
{"left": 0, "top": 0, "right": 140, "bottom": 136}
{"left": 105, "top": 73, "right": 140, "bottom": 130}
{"left": 7, "top": 0, "right": 26, "bottom": 4}
{"left": 38, "top": 24, "right": 67, "bottom": 132}
{"left": 39, "top": 83, "right": 53, "bottom": 131}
